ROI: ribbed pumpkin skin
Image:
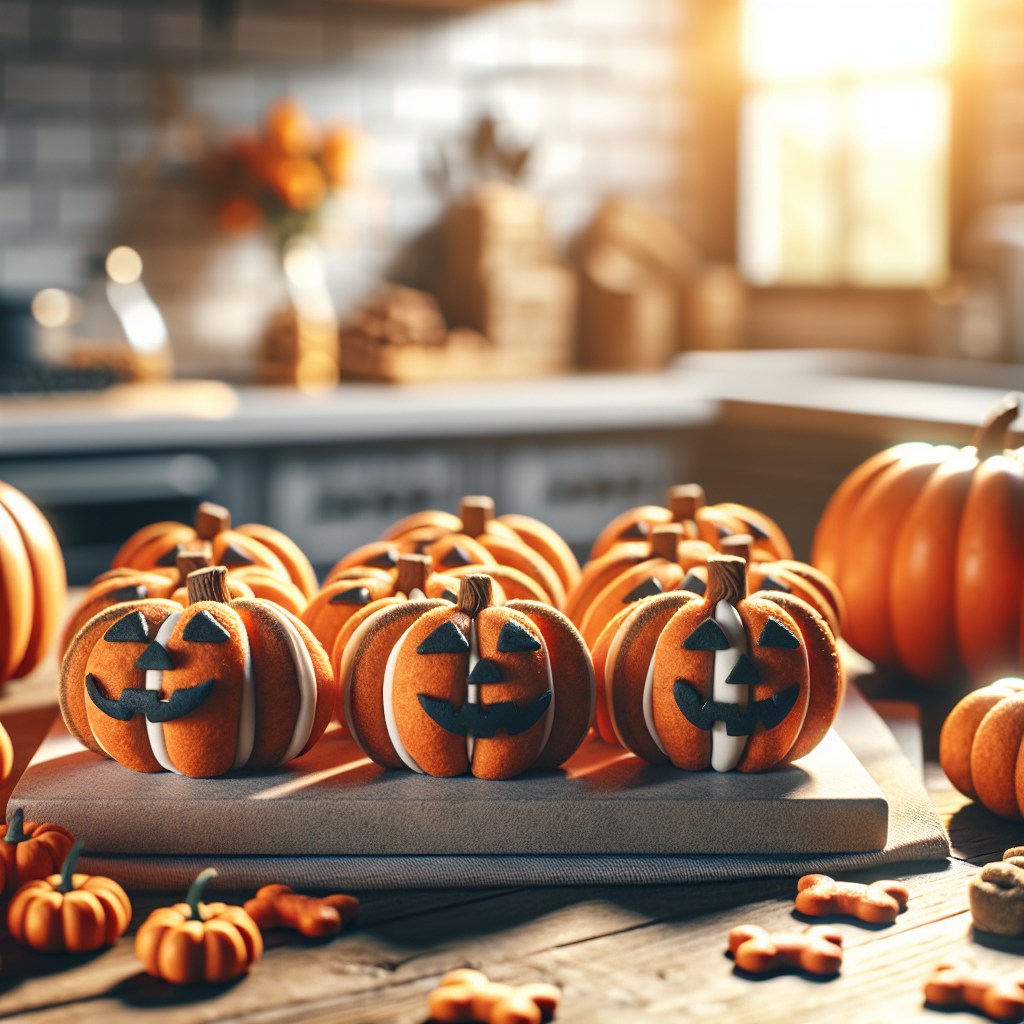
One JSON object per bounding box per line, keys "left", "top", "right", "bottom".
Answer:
{"left": 812, "top": 394, "right": 1024, "bottom": 686}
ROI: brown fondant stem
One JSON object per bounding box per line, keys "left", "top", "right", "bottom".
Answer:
{"left": 973, "top": 392, "right": 1022, "bottom": 460}
{"left": 456, "top": 573, "right": 492, "bottom": 617}
{"left": 706, "top": 555, "right": 747, "bottom": 606}
{"left": 459, "top": 495, "right": 494, "bottom": 538}
{"left": 396, "top": 553, "right": 431, "bottom": 595}
{"left": 194, "top": 501, "right": 231, "bottom": 540}
{"left": 187, "top": 565, "right": 232, "bottom": 604}
{"left": 176, "top": 547, "right": 214, "bottom": 586}
{"left": 668, "top": 483, "right": 706, "bottom": 521}
{"left": 719, "top": 533, "right": 753, "bottom": 564}
{"left": 650, "top": 523, "right": 683, "bottom": 561}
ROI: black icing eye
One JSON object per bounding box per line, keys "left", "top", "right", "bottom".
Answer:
{"left": 680, "top": 572, "right": 706, "bottom": 596}
{"left": 683, "top": 618, "right": 730, "bottom": 651}
{"left": 134, "top": 640, "right": 175, "bottom": 670}
{"left": 743, "top": 520, "right": 770, "bottom": 540}
{"left": 758, "top": 618, "right": 802, "bottom": 649}
{"left": 440, "top": 545, "right": 474, "bottom": 568}
{"left": 417, "top": 620, "right": 470, "bottom": 655}
{"left": 104, "top": 611, "right": 150, "bottom": 643}
{"left": 221, "top": 542, "right": 256, "bottom": 566}
{"left": 757, "top": 575, "right": 791, "bottom": 594}
{"left": 725, "top": 653, "right": 760, "bottom": 687}
{"left": 623, "top": 577, "right": 663, "bottom": 603}
{"left": 330, "top": 586, "right": 371, "bottom": 606}
{"left": 156, "top": 544, "right": 185, "bottom": 567}
{"left": 619, "top": 521, "right": 650, "bottom": 540}
{"left": 182, "top": 609, "right": 231, "bottom": 644}
{"left": 111, "top": 585, "right": 147, "bottom": 602}
{"left": 441, "top": 589, "right": 458, "bottom": 603}
{"left": 496, "top": 621, "right": 542, "bottom": 653}
{"left": 715, "top": 523, "right": 734, "bottom": 538}
{"left": 467, "top": 659, "right": 502, "bottom": 684}
{"left": 366, "top": 548, "right": 398, "bottom": 568}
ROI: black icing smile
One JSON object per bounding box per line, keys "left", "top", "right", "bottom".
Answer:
{"left": 86, "top": 674, "right": 215, "bottom": 723}
{"left": 416, "top": 691, "right": 552, "bottom": 738}
{"left": 672, "top": 678, "right": 800, "bottom": 736}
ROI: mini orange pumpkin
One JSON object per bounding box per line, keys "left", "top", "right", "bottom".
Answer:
{"left": 1, "top": 808, "right": 76, "bottom": 897}
{"left": 60, "top": 566, "right": 333, "bottom": 777}
{"left": 112, "top": 501, "right": 317, "bottom": 601}
{"left": 599, "top": 555, "right": 840, "bottom": 772}
{"left": 340, "top": 574, "right": 595, "bottom": 779}
{"left": 0, "top": 480, "right": 67, "bottom": 686}
{"left": 136, "top": 868, "right": 263, "bottom": 984}
{"left": 8, "top": 840, "right": 131, "bottom": 952}
{"left": 940, "top": 677, "right": 1024, "bottom": 819}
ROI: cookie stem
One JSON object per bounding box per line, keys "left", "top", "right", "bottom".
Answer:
{"left": 650, "top": 524, "right": 683, "bottom": 561}
{"left": 459, "top": 496, "right": 494, "bottom": 538}
{"left": 396, "top": 553, "right": 431, "bottom": 596}
{"left": 668, "top": 483, "right": 705, "bottom": 521}
{"left": 719, "top": 533, "right": 753, "bottom": 564}
{"left": 194, "top": 501, "right": 231, "bottom": 540}
{"left": 457, "top": 574, "right": 493, "bottom": 617}
{"left": 706, "top": 555, "right": 747, "bottom": 607}
{"left": 187, "top": 565, "right": 232, "bottom": 604}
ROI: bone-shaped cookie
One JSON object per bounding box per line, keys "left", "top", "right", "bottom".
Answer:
{"left": 970, "top": 849, "right": 1024, "bottom": 936}
{"left": 429, "top": 968, "right": 561, "bottom": 1024}
{"left": 925, "top": 957, "right": 1024, "bottom": 1023}
{"left": 795, "top": 873, "right": 909, "bottom": 923}
{"left": 728, "top": 924, "right": 843, "bottom": 976}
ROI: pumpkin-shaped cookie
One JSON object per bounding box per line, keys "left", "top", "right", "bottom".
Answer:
{"left": 589, "top": 483, "right": 792, "bottom": 563}
{"left": 940, "top": 678, "right": 1024, "bottom": 819}
{"left": 600, "top": 555, "right": 840, "bottom": 772}
{"left": 112, "top": 501, "right": 317, "bottom": 600}
{"left": 60, "top": 566, "right": 333, "bottom": 777}
{"left": 340, "top": 574, "right": 595, "bottom": 779}
{"left": 0, "top": 480, "right": 67, "bottom": 686}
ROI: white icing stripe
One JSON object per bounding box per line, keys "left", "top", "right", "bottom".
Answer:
{"left": 146, "top": 610, "right": 182, "bottom": 775}
{"left": 272, "top": 611, "right": 318, "bottom": 767}
{"left": 710, "top": 600, "right": 748, "bottom": 773}
{"left": 466, "top": 620, "right": 479, "bottom": 763}
{"left": 641, "top": 645, "right": 667, "bottom": 756}
{"left": 231, "top": 622, "right": 255, "bottom": 771}
{"left": 382, "top": 623, "right": 425, "bottom": 773}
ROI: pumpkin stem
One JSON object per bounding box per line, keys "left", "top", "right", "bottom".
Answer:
{"left": 195, "top": 501, "right": 231, "bottom": 540}
{"left": 706, "top": 555, "right": 747, "bottom": 606}
{"left": 396, "top": 553, "right": 431, "bottom": 596}
{"left": 3, "top": 808, "right": 31, "bottom": 844}
{"left": 650, "top": 524, "right": 683, "bottom": 561}
{"left": 668, "top": 484, "right": 705, "bottom": 521}
{"left": 55, "top": 840, "right": 85, "bottom": 893}
{"left": 459, "top": 496, "right": 494, "bottom": 538}
{"left": 973, "top": 392, "right": 1022, "bottom": 460}
{"left": 186, "top": 565, "right": 232, "bottom": 605}
{"left": 185, "top": 867, "right": 218, "bottom": 920}
{"left": 719, "top": 533, "right": 753, "bottom": 564}
{"left": 456, "top": 574, "right": 492, "bottom": 617}
{"left": 176, "top": 547, "right": 214, "bottom": 586}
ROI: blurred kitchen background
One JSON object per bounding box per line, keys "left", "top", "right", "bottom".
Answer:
{"left": 1, "top": 0, "right": 1022, "bottom": 584}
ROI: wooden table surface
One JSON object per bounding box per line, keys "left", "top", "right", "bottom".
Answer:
{"left": 0, "top": 664, "right": 1020, "bottom": 1024}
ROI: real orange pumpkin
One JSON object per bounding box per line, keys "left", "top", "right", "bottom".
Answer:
{"left": 60, "top": 566, "right": 333, "bottom": 777}
{"left": 812, "top": 392, "right": 1023, "bottom": 684}
{"left": 7, "top": 840, "right": 131, "bottom": 952}
{"left": 0, "top": 807, "right": 75, "bottom": 896}
{"left": 136, "top": 867, "right": 263, "bottom": 984}
{"left": 339, "top": 574, "right": 594, "bottom": 778}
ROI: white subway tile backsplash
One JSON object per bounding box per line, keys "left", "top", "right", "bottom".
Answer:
{"left": 191, "top": 72, "right": 259, "bottom": 123}
{"left": 0, "top": 184, "right": 30, "bottom": 227}
{"left": 67, "top": 7, "right": 122, "bottom": 47}
{"left": 0, "top": 2, "right": 29, "bottom": 41}
{"left": 393, "top": 83, "right": 462, "bottom": 124}
{"left": 5, "top": 64, "right": 91, "bottom": 105}
{"left": 151, "top": 9, "right": 203, "bottom": 52}
{"left": 2, "top": 243, "right": 81, "bottom": 289}
{"left": 59, "top": 184, "right": 113, "bottom": 229}
{"left": 35, "top": 124, "right": 93, "bottom": 168}
{"left": 235, "top": 14, "right": 325, "bottom": 59}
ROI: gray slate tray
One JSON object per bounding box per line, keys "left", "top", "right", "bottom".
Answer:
{"left": 10, "top": 716, "right": 887, "bottom": 856}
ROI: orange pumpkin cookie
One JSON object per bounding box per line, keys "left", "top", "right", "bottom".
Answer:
{"left": 60, "top": 566, "right": 333, "bottom": 777}
{"left": 600, "top": 555, "right": 840, "bottom": 772}
{"left": 340, "top": 574, "right": 594, "bottom": 778}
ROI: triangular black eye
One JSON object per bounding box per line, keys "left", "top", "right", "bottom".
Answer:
{"left": 496, "top": 621, "right": 542, "bottom": 653}
{"left": 221, "top": 542, "right": 255, "bottom": 566}
{"left": 330, "top": 586, "right": 371, "bottom": 606}
{"left": 366, "top": 548, "right": 398, "bottom": 568}
{"left": 135, "top": 641, "right": 175, "bottom": 671}
{"left": 725, "top": 653, "right": 760, "bottom": 687}
{"left": 440, "top": 545, "right": 473, "bottom": 568}
{"left": 623, "top": 577, "right": 663, "bottom": 603}
{"left": 156, "top": 544, "right": 184, "bottom": 567}
{"left": 111, "top": 585, "right": 147, "bottom": 602}
{"left": 468, "top": 659, "right": 502, "bottom": 684}
{"left": 620, "top": 521, "right": 650, "bottom": 539}
{"left": 758, "top": 618, "right": 802, "bottom": 649}
{"left": 104, "top": 611, "right": 150, "bottom": 643}
{"left": 715, "top": 523, "right": 734, "bottom": 537}
{"left": 757, "top": 575, "right": 791, "bottom": 594}
{"left": 441, "top": 589, "right": 458, "bottom": 603}
{"left": 680, "top": 572, "right": 706, "bottom": 596}
{"left": 683, "top": 619, "right": 730, "bottom": 651}
{"left": 742, "top": 520, "right": 770, "bottom": 540}
{"left": 182, "top": 610, "right": 230, "bottom": 644}
{"left": 417, "top": 620, "right": 470, "bottom": 655}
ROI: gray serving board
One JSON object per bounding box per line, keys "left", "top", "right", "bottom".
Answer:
{"left": 10, "top": 717, "right": 887, "bottom": 856}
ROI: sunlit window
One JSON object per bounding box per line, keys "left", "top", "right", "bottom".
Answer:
{"left": 738, "top": 0, "right": 951, "bottom": 287}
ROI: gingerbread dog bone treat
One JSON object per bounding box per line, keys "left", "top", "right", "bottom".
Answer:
{"left": 795, "top": 874, "right": 909, "bottom": 923}
{"left": 925, "top": 957, "right": 1024, "bottom": 1022}
{"left": 728, "top": 924, "right": 843, "bottom": 976}
{"left": 244, "top": 884, "right": 359, "bottom": 938}
{"left": 428, "top": 968, "right": 561, "bottom": 1024}
{"left": 970, "top": 849, "right": 1024, "bottom": 936}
